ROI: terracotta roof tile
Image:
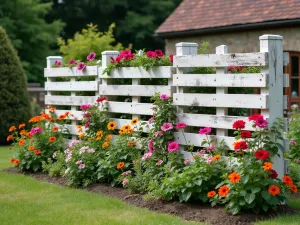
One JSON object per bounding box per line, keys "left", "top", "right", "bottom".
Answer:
{"left": 156, "top": 0, "right": 300, "bottom": 34}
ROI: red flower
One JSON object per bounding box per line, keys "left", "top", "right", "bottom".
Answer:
{"left": 241, "top": 131, "right": 252, "bottom": 139}
{"left": 34, "top": 150, "right": 41, "bottom": 155}
{"left": 146, "top": 51, "right": 157, "bottom": 58}
{"left": 248, "top": 114, "right": 263, "bottom": 121}
{"left": 255, "top": 150, "right": 270, "bottom": 160}
{"left": 233, "top": 141, "right": 248, "bottom": 150}
{"left": 110, "top": 56, "right": 115, "bottom": 64}
{"left": 155, "top": 50, "right": 164, "bottom": 57}
{"left": 96, "top": 97, "right": 107, "bottom": 103}
{"left": 232, "top": 120, "right": 246, "bottom": 129}
{"left": 169, "top": 54, "right": 173, "bottom": 63}
{"left": 268, "top": 169, "right": 278, "bottom": 179}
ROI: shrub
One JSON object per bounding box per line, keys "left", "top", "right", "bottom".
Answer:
{"left": 42, "top": 151, "right": 65, "bottom": 177}
{"left": 0, "top": 26, "right": 31, "bottom": 144}
{"left": 287, "top": 110, "right": 300, "bottom": 161}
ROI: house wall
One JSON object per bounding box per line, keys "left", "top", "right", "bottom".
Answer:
{"left": 164, "top": 27, "right": 300, "bottom": 54}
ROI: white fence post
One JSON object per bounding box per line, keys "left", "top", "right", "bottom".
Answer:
{"left": 216, "top": 45, "right": 228, "bottom": 136}
{"left": 259, "top": 34, "right": 285, "bottom": 178}
{"left": 46, "top": 56, "right": 62, "bottom": 97}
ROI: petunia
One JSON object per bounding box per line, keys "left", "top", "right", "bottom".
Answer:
{"left": 168, "top": 141, "right": 179, "bottom": 152}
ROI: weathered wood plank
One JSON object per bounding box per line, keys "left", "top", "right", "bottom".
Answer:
{"left": 173, "top": 52, "right": 268, "bottom": 67}
{"left": 107, "top": 102, "right": 153, "bottom": 115}
{"left": 45, "top": 81, "right": 98, "bottom": 91}
{"left": 177, "top": 113, "right": 256, "bottom": 131}
{"left": 45, "top": 96, "right": 97, "bottom": 106}
{"left": 173, "top": 73, "right": 268, "bottom": 87}
{"left": 99, "top": 66, "right": 173, "bottom": 78}
{"left": 173, "top": 93, "right": 268, "bottom": 109}
{"left": 44, "top": 66, "right": 98, "bottom": 77}
{"left": 99, "top": 85, "right": 171, "bottom": 96}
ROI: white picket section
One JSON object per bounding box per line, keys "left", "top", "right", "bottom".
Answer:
{"left": 45, "top": 66, "right": 98, "bottom": 77}
{"left": 45, "top": 81, "right": 98, "bottom": 91}
{"left": 45, "top": 95, "right": 98, "bottom": 106}
{"left": 99, "top": 85, "right": 171, "bottom": 96}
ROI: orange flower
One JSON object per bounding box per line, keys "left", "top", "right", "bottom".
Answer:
{"left": 10, "top": 158, "right": 16, "bottom": 164}
{"left": 7, "top": 135, "right": 13, "bottom": 142}
{"left": 18, "top": 124, "right": 25, "bottom": 130}
{"left": 283, "top": 176, "right": 293, "bottom": 186}
{"left": 64, "top": 112, "right": 69, "bottom": 116}
{"left": 26, "top": 132, "right": 33, "bottom": 138}
{"left": 263, "top": 162, "right": 272, "bottom": 171}
{"left": 42, "top": 113, "right": 51, "bottom": 120}
{"left": 218, "top": 185, "right": 230, "bottom": 197}
{"left": 52, "top": 126, "right": 59, "bottom": 132}
{"left": 207, "top": 191, "right": 216, "bottom": 198}
{"left": 102, "top": 141, "right": 110, "bottom": 148}
{"left": 290, "top": 184, "right": 298, "bottom": 193}
{"left": 128, "top": 141, "right": 136, "bottom": 147}
{"left": 107, "top": 121, "right": 116, "bottom": 130}
{"left": 28, "top": 145, "right": 35, "bottom": 151}
{"left": 228, "top": 172, "right": 241, "bottom": 183}
{"left": 105, "top": 134, "right": 112, "bottom": 141}
{"left": 18, "top": 139, "right": 25, "bottom": 146}
{"left": 268, "top": 185, "right": 280, "bottom": 196}
{"left": 131, "top": 118, "right": 139, "bottom": 125}
{"left": 213, "top": 154, "right": 221, "bottom": 161}
{"left": 117, "top": 162, "right": 125, "bottom": 169}
{"left": 78, "top": 133, "right": 85, "bottom": 139}
{"left": 96, "top": 131, "right": 103, "bottom": 138}
{"left": 14, "top": 160, "right": 20, "bottom": 166}
{"left": 58, "top": 114, "right": 66, "bottom": 120}
{"left": 29, "top": 115, "right": 43, "bottom": 123}
{"left": 119, "top": 129, "right": 126, "bottom": 135}
{"left": 77, "top": 125, "right": 83, "bottom": 133}
{"left": 88, "top": 137, "right": 93, "bottom": 141}
{"left": 9, "top": 126, "right": 16, "bottom": 132}
{"left": 34, "top": 149, "right": 41, "bottom": 155}
{"left": 20, "top": 130, "right": 27, "bottom": 135}
{"left": 49, "top": 136, "right": 56, "bottom": 142}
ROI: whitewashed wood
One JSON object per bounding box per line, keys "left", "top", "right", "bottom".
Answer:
{"left": 45, "top": 95, "right": 97, "bottom": 106}
{"left": 174, "top": 132, "right": 236, "bottom": 150}
{"left": 45, "top": 81, "right": 98, "bottom": 91}
{"left": 284, "top": 95, "right": 288, "bottom": 109}
{"left": 283, "top": 52, "right": 289, "bottom": 66}
{"left": 177, "top": 113, "right": 256, "bottom": 131}
{"left": 45, "top": 66, "right": 98, "bottom": 77}
{"left": 102, "top": 51, "right": 119, "bottom": 67}
{"left": 283, "top": 74, "right": 289, "bottom": 87}
{"left": 55, "top": 124, "right": 85, "bottom": 135}
{"left": 99, "top": 66, "right": 173, "bottom": 78}
{"left": 284, "top": 159, "right": 290, "bottom": 174}
{"left": 173, "top": 73, "right": 268, "bottom": 87}
{"left": 173, "top": 93, "right": 268, "bottom": 109}
{"left": 99, "top": 85, "right": 171, "bottom": 96}
{"left": 45, "top": 109, "right": 83, "bottom": 120}
{"left": 174, "top": 52, "right": 268, "bottom": 67}
{"left": 107, "top": 102, "right": 153, "bottom": 115}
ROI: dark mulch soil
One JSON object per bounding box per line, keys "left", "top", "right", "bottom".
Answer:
{"left": 3, "top": 167, "right": 299, "bottom": 225}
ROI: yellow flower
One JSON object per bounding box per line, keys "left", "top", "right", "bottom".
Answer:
{"left": 105, "top": 134, "right": 112, "bottom": 141}
{"left": 107, "top": 121, "right": 117, "bottom": 130}
{"left": 102, "top": 141, "right": 110, "bottom": 148}
{"left": 78, "top": 133, "right": 85, "bottom": 139}
{"left": 131, "top": 118, "right": 139, "bottom": 125}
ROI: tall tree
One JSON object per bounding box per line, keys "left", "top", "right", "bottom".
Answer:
{"left": 0, "top": 0, "right": 64, "bottom": 84}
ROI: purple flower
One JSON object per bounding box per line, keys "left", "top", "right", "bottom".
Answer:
{"left": 77, "top": 62, "right": 86, "bottom": 71}
{"left": 142, "top": 152, "right": 153, "bottom": 160}
{"left": 176, "top": 122, "right": 186, "bottom": 129}
{"left": 161, "top": 123, "right": 173, "bottom": 132}
{"left": 291, "top": 141, "right": 297, "bottom": 146}
{"left": 148, "top": 139, "right": 154, "bottom": 153}
{"left": 198, "top": 127, "right": 211, "bottom": 135}
{"left": 255, "top": 118, "right": 268, "bottom": 128}
{"left": 156, "top": 160, "right": 163, "bottom": 166}
{"left": 168, "top": 141, "right": 179, "bottom": 152}
{"left": 87, "top": 52, "right": 96, "bottom": 61}
{"left": 122, "top": 178, "right": 129, "bottom": 186}
{"left": 160, "top": 94, "right": 169, "bottom": 100}
{"left": 78, "top": 164, "right": 85, "bottom": 169}
{"left": 68, "top": 59, "right": 77, "bottom": 65}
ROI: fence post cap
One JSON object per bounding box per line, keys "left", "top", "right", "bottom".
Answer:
{"left": 175, "top": 42, "right": 198, "bottom": 47}
{"left": 46, "top": 56, "right": 63, "bottom": 59}
{"left": 101, "top": 51, "right": 119, "bottom": 55}
{"left": 259, "top": 34, "right": 283, "bottom": 40}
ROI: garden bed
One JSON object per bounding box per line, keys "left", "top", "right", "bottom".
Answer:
{"left": 4, "top": 167, "right": 298, "bottom": 225}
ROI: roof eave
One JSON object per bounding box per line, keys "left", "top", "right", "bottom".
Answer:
{"left": 155, "top": 19, "right": 300, "bottom": 38}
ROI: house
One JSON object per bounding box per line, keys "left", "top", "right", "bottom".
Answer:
{"left": 155, "top": 0, "right": 300, "bottom": 109}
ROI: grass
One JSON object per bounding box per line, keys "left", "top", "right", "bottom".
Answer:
{"left": 1, "top": 146, "right": 300, "bottom": 225}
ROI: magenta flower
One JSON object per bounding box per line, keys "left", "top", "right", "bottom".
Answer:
{"left": 148, "top": 139, "right": 154, "bottom": 153}
{"left": 78, "top": 164, "right": 85, "bottom": 169}
{"left": 155, "top": 50, "right": 164, "bottom": 57}
{"left": 154, "top": 131, "right": 163, "bottom": 137}
{"left": 156, "top": 160, "right": 163, "bottom": 166}
{"left": 122, "top": 178, "right": 129, "bottom": 186}
{"left": 68, "top": 59, "right": 77, "bottom": 65}
{"left": 30, "top": 127, "right": 43, "bottom": 135}
{"left": 77, "top": 62, "right": 86, "bottom": 71}
{"left": 168, "top": 141, "right": 179, "bottom": 152}
{"left": 176, "top": 122, "right": 186, "bottom": 129}
{"left": 84, "top": 120, "right": 90, "bottom": 129}
{"left": 142, "top": 152, "right": 153, "bottom": 160}
{"left": 80, "top": 104, "right": 92, "bottom": 111}
{"left": 146, "top": 51, "right": 157, "bottom": 58}
{"left": 161, "top": 123, "right": 173, "bottom": 131}
{"left": 291, "top": 141, "right": 297, "bottom": 146}
{"left": 198, "top": 127, "right": 212, "bottom": 135}
{"left": 87, "top": 52, "right": 96, "bottom": 61}
{"left": 255, "top": 118, "right": 268, "bottom": 128}
{"left": 160, "top": 94, "right": 169, "bottom": 100}
{"left": 54, "top": 60, "right": 61, "bottom": 66}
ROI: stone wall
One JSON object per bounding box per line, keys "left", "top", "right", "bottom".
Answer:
{"left": 164, "top": 27, "right": 300, "bottom": 54}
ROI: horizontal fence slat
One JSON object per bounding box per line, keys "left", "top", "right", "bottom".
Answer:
{"left": 108, "top": 102, "right": 153, "bottom": 115}
{"left": 44, "top": 66, "right": 98, "bottom": 77}
{"left": 177, "top": 114, "right": 256, "bottom": 131}
{"left": 56, "top": 124, "right": 82, "bottom": 135}
{"left": 45, "top": 81, "right": 98, "bottom": 91}
{"left": 173, "top": 73, "right": 268, "bottom": 87}
{"left": 174, "top": 52, "right": 268, "bottom": 67}
{"left": 99, "top": 66, "right": 173, "bottom": 78}
{"left": 99, "top": 85, "right": 171, "bottom": 96}
{"left": 174, "top": 132, "right": 236, "bottom": 150}
{"left": 173, "top": 93, "right": 268, "bottom": 109}
{"left": 45, "top": 96, "right": 97, "bottom": 106}
{"left": 112, "top": 118, "right": 152, "bottom": 132}
{"left": 45, "top": 109, "right": 83, "bottom": 120}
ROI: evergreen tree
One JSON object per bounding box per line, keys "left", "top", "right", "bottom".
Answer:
{"left": 0, "top": 27, "right": 32, "bottom": 144}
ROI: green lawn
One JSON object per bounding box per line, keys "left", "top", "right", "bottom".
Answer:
{"left": 1, "top": 146, "right": 300, "bottom": 225}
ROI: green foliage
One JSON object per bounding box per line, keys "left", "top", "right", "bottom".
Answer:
{"left": 0, "top": 27, "right": 32, "bottom": 144}
{"left": 0, "top": 0, "right": 64, "bottom": 84}
{"left": 42, "top": 151, "right": 65, "bottom": 177}
{"left": 58, "top": 23, "right": 124, "bottom": 62}
{"left": 287, "top": 110, "right": 300, "bottom": 160}
{"left": 290, "top": 162, "right": 300, "bottom": 187}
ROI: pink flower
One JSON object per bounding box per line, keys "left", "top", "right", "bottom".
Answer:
{"left": 296, "top": 159, "right": 300, "bottom": 163}
{"left": 148, "top": 139, "right": 154, "bottom": 153}
{"left": 52, "top": 151, "right": 57, "bottom": 158}
{"left": 161, "top": 123, "right": 173, "bottom": 131}
{"left": 206, "top": 156, "right": 213, "bottom": 164}
{"left": 168, "top": 141, "right": 179, "bottom": 152}
{"left": 198, "top": 127, "right": 212, "bottom": 135}
{"left": 87, "top": 52, "right": 96, "bottom": 61}
{"left": 148, "top": 117, "right": 155, "bottom": 123}
{"left": 78, "top": 164, "right": 85, "bottom": 169}
{"left": 77, "top": 62, "right": 86, "bottom": 71}
{"left": 156, "top": 160, "right": 163, "bottom": 166}
{"left": 184, "top": 158, "right": 191, "bottom": 164}
{"left": 68, "top": 59, "right": 77, "bottom": 65}
{"left": 154, "top": 131, "right": 163, "bottom": 137}
{"left": 30, "top": 127, "right": 43, "bottom": 135}
{"left": 207, "top": 145, "right": 215, "bottom": 152}
{"left": 80, "top": 104, "right": 92, "bottom": 111}
{"left": 291, "top": 141, "right": 297, "bottom": 146}
{"left": 155, "top": 50, "right": 164, "bottom": 57}
{"left": 76, "top": 160, "right": 82, "bottom": 165}
{"left": 169, "top": 54, "right": 173, "bottom": 63}
{"left": 122, "top": 178, "right": 129, "bottom": 186}
{"left": 255, "top": 118, "right": 268, "bottom": 128}
{"left": 88, "top": 148, "right": 95, "bottom": 153}
{"left": 160, "top": 94, "right": 169, "bottom": 100}
{"left": 84, "top": 120, "right": 90, "bottom": 128}
{"left": 176, "top": 122, "right": 186, "bottom": 129}
{"left": 146, "top": 51, "right": 157, "bottom": 58}
{"left": 54, "top": 61, "right": 61, "bottom": 66}
{"left": 142, "top": 152, "right": 153, "bottom": 160}
{"left": 122, "top": 170, "right": 132, "bottom": 176}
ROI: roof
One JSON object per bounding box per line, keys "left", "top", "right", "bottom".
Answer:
{"left": 156, "top": 0, "right": 300, "bottom": 36}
